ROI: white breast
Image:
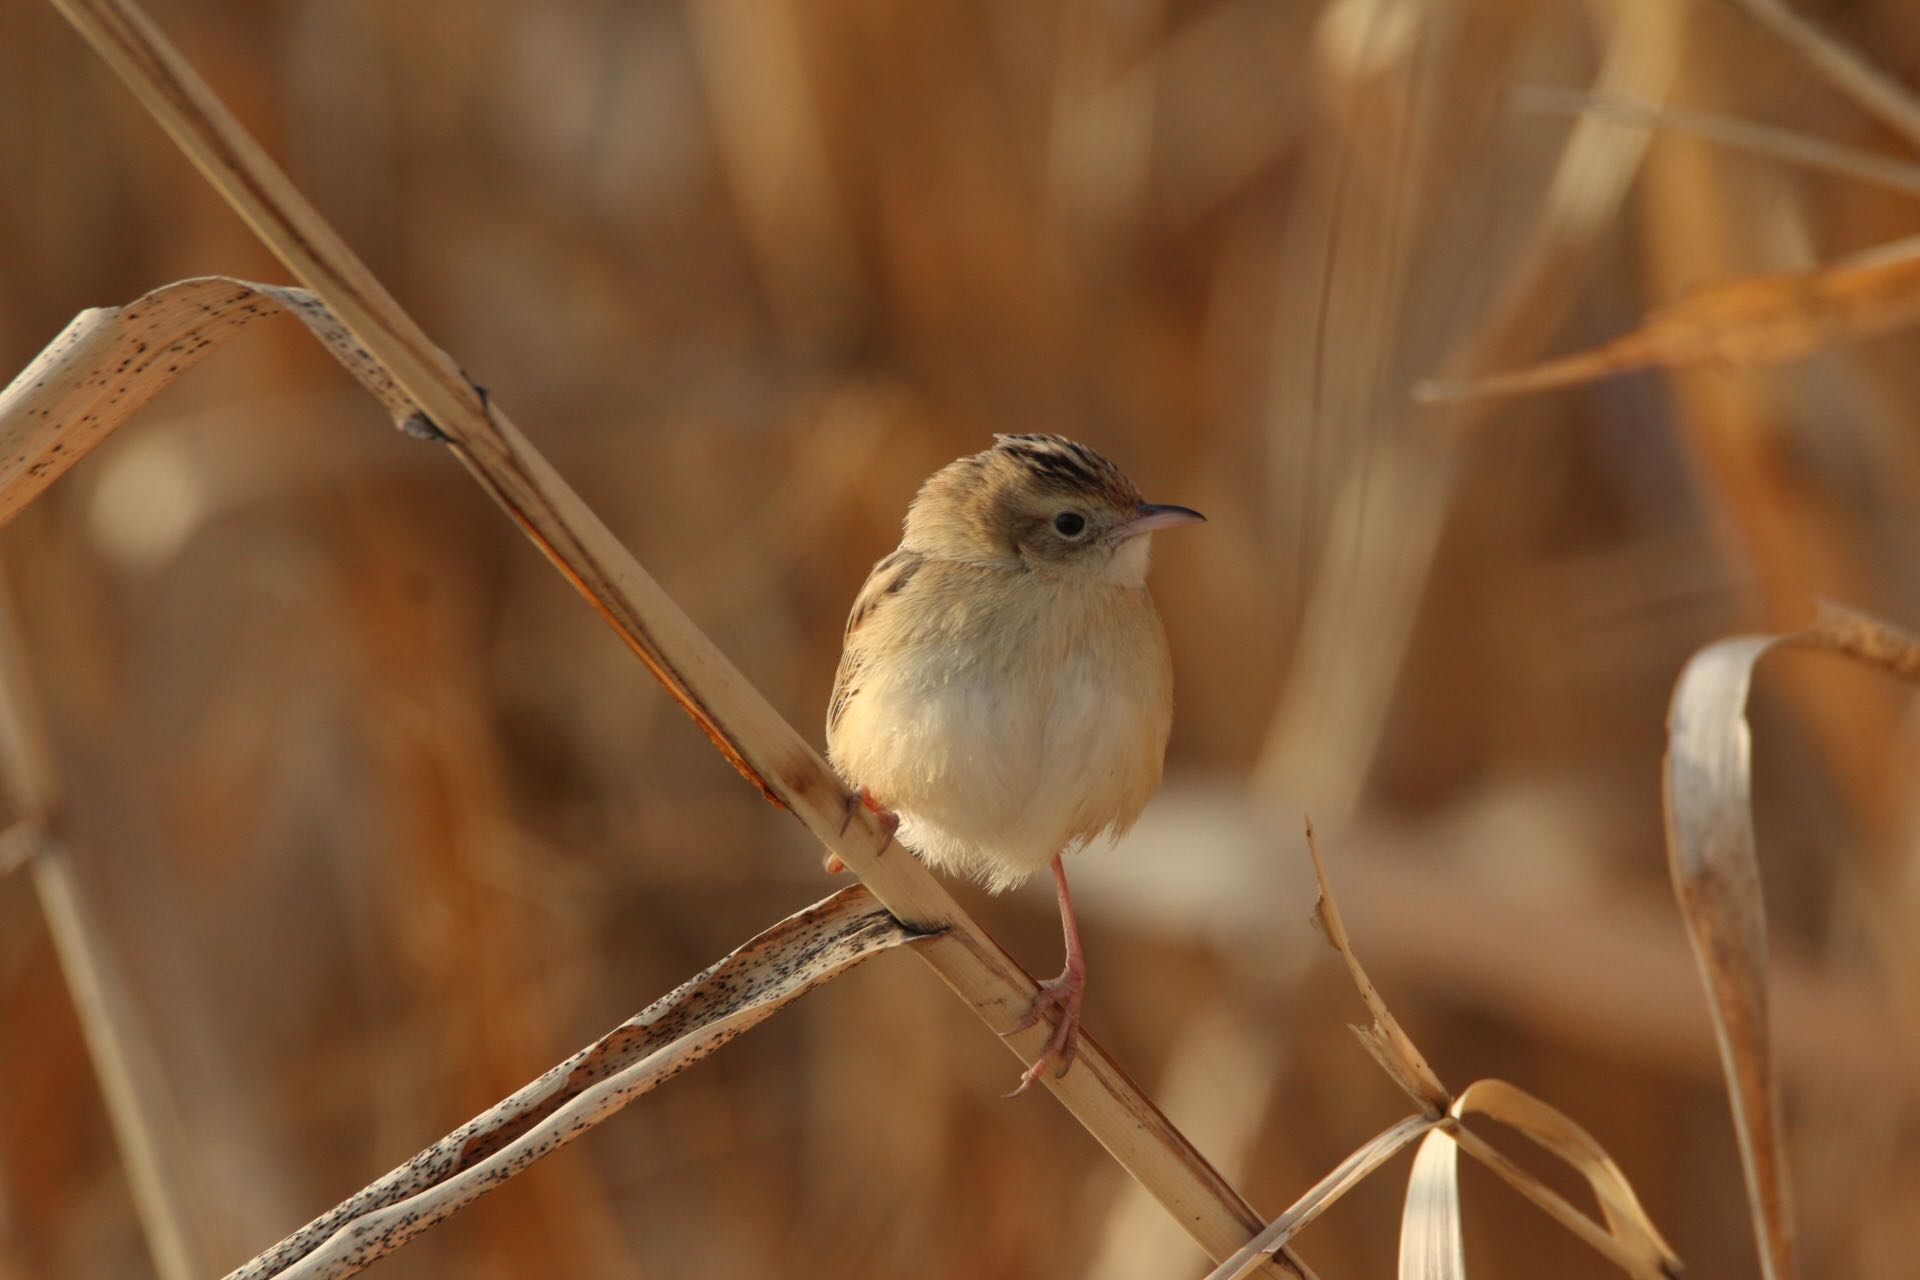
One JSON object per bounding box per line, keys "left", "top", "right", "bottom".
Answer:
{"left": 830, "top": 573, "right": 1173, "bottom": 892}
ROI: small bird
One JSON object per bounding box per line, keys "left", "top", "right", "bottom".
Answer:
{"left": 825, "top": 433, "right": 1203, "bottom": 1093}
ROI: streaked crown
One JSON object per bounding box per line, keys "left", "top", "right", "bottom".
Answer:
{"left": 987, "top": 434, "right": 1141, "bottom": 509}
{"left": 902, "top": 433, "right": 1150, "bottom": 568}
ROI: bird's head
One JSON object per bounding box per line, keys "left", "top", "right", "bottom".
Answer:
{"left": 903, "top": 434, "right": 1204, "bottom": 584}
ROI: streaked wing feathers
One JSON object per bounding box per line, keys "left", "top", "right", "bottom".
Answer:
{"left": 827, "top": 548, "right": 923, "bottom": 735}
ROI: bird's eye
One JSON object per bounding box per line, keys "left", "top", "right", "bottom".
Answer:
{"left": 1053, "top": 511, "right": 1087, "bottom": 537}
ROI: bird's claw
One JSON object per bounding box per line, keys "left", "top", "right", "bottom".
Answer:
{"left": 827, "top": 787, "right": 898, "bottom": 874}
{"left": 1002, "top": 968, "right": 1085, "bottom": 1096}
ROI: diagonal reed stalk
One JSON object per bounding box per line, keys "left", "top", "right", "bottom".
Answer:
{"left": 1727, "top": 0, "right": 1920, "bottom": 150}
{"left": 0, "top": 578, "right": 206, "bottom": 1280}
{"left": 41, "top": 0, "right": 1304, "bottom": 1273}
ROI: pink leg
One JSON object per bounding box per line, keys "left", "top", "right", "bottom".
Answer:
{"left": 825, "top": 787, "right": 898, "bottom": 874}
{"left": 1003, "top": 855, "right": 1088, "bottom": 1096}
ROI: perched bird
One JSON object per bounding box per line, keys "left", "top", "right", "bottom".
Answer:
{"left": 825, "top": 433, "right": 1203, "bottom": 1093}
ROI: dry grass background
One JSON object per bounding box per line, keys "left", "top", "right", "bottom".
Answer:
{"left": 2, "top": 0, "right": 1919, "bottom": 1277}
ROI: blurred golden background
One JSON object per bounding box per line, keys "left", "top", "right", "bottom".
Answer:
{"left": 2, "top": 0, "right": 1919, "bottom": 1277}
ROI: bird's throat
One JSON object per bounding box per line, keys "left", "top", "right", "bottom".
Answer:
{"left": 1105, "top": 533, "right": 1154, "bottom": 587}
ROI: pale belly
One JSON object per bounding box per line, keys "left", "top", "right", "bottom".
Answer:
{"left": 828, "top": 585, "right": 1173, "bottom": 892}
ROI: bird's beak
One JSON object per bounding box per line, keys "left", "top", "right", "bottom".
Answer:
{"left": 1125, "top": 502, "right": 1207, "bottom": 536}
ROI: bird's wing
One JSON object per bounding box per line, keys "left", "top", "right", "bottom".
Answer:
{"left": 827, "top": 547, "right": 924, "bottom": 737}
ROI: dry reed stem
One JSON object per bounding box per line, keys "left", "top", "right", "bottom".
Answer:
{"left": 24, "top": 846, "right": 207, "bottom": 1280}
{"left": 224, "top": 887, "right": 929, "bottom": 1280}
{"left": 1510, "top": 89, "right": 1920, "bottom": 196}
{"left": 0, "top": 582, "right": 205, "bottom": 1280}
{"left": 682, "top": 0, "right": 867, "bottom": 346}
{"left": 1727, "top": 0, "right": 1920, "bottom": 150}
{"left": 1254, "top": 0, "right": 1684, "bottom": 824}
{"left": 40, "top": 0, "right": 1302, "bottom": 1273}
{"left": 1663, "top": 602, "right": 1920, "bottom": 1280}
{"left": 1089, "top": 1008, "right": 1286, "bottom": 1280}
{"left": 1410, "top": 0, "right": 1685, "bottom": 390}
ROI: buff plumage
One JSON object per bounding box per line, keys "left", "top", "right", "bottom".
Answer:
{"left": 825, "top": 434, "right": 1202, "bottom": 1091}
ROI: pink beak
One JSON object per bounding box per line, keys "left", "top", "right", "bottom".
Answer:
{"left": 1125, "top": 502, "right": 1207, "bottom": 537}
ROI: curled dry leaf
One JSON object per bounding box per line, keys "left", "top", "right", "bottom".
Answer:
{"left": 1663, "top": 602, "right": 1920, "bottom": 1280}
{"left": 1397, "top": 1132, "right": 1464, "bottom": 1280}
{"left": 1303, "top": 822, "right": 1450, "bottom": 1111}
{"left": 0, "top": 277, "right": 423, "bottom": 527}
{"left": 1416, "top": 235, "right": 1920, "bottom": 402}
{"left": 224, "top": 887, "right": 932, "bottom": 1280}
{"left": 1204, "top": 1114, "right": 1442, "bottom": 1280}
{"left": 1452, "top": 1080, "right": 1679, "bottom": 1280}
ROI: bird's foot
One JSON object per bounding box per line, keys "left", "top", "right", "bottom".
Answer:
{"left": 825, "top": 787, "right": 898, "bottom": 873}
{"left": 1002, "top": 966, "right": 1086, "bottom": 1096}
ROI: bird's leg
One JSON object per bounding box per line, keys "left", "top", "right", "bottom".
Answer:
{"left": 1004, "top": 855, "right": 1088, "bottom": 1096}
{"left": 825, "top": 787, "right": 898, "bottom": 873}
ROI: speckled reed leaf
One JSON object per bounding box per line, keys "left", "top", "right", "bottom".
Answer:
{"left": 224, "top": 886, "right": 929, "bottom": 1280}
{"left": 38, "top": 2, "right": 1305, "bottom": 1275}
{"left": 1214, "top": 830, "right": 1682, "bottom": 1280}
{"left": 0, "top": 277, "right": 422, "bottom": 526}
{"left": 1663, "top": 602, "right": 1920, "bottom": 1280}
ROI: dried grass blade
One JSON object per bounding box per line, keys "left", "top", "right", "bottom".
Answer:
{"left": 1203, "top": 1114, "right": 1440, "bottom": 1280}
{"left": 1303, "top": 822, "right": 1448, "bottom": 1111}
{"left": 1509, "top": 89, "right": 1920, "bottom": 196}
{"left": 1726, "top": 0, "right": 1920, "bottom": 150}
{"left": 1418, "top": 236, "right": 1920, "bottom": 402}
{"left": 225, "top": 886, "right": 930, "bottom": 1280}
{"left": 0, "top": 277, "right": 419, "bottom": 527}
{"left": 1397, "top": 1131, "right": 1464, "bottom": 1280}
{"left": 1452, "top": 1080, "right": 1677, "bottom": 1278}
{"left": 1663, "top": 603, "right": 1920, "bottom": 1280}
